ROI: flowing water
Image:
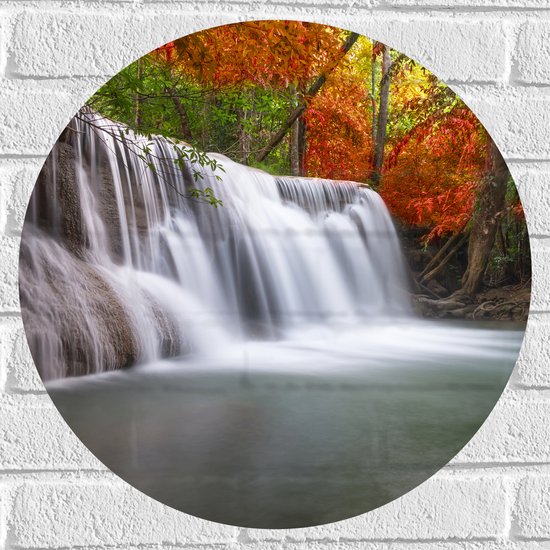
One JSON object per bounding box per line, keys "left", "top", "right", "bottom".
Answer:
{"left": 20, "top": 111, "right": 525, "bottom": 527}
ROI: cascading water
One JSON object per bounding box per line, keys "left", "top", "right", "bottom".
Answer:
{"left": 20, "top": 109, "right": 525, "bottom": 527}
{"left": 20, "top": 110, "right": 412, "bottom": 380}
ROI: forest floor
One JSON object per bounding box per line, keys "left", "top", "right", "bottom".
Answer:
{"left": 411, "top": 282, "right": 531, "bottom": 322}
{"left": 400, "top": 227, "right": 531, "bottom": 323}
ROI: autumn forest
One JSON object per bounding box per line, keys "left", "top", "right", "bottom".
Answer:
{"left": 86, "top": 20, "right": 530, "bottom": 319}
{"left": 20, "top": 20, "right": 531, "bottom": 525}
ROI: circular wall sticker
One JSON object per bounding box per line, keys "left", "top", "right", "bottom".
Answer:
{"left": 19, "top": 21, "right": 530, "bottom": 528}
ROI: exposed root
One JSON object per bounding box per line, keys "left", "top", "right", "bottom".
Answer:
{"left": 413, "top": 283, "right": 530, "bottom": 322}
{"left": 472, "top": 300, "right": 529, "bottom": 321}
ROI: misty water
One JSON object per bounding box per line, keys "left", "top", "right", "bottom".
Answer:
{"left": 21, "top": 112, "right": 525, "bottom": 527}
{"left": 48, "top": 320, "right": 522, "bottom": 527}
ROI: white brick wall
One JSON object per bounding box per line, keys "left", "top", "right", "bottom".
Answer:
{"left": 0, "top": 1, "right": 548, "bottom": 548}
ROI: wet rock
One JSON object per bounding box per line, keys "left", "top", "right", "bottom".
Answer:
{"left": 31, "top": 140, "right": 83, "bottom": 256}
{"left": 19, "top": 233, "right": 139, "bottom": 379}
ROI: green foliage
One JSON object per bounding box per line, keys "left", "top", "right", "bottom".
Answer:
{"left": 188, "top": 186, "right": 224, "bottom": 208}
{"left": 88, "top": 54, "right": 294, "bottom": 177}
{"left": 81, "top": 21, "right": 530, "bottom": 295}
{"left": 485, "top": 176, "right": 530, "bottom": 286}
{"left": 248, "top": 159, "right": 289, "bottom": 176}
{"left": 86, "top": 56, "right": 227, "bottom": 205}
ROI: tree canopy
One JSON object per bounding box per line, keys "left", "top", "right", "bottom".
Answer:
{"left": 86, "top": 20, "right": 529, "bottom": 296}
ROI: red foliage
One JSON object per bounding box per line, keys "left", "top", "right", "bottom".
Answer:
{"left": 155, "top": 22, "right": 518, "bottom": 244}
{"left": 155, "top": 22, "right": 343, "bottom": 90}
{"left": 304, "top": 73, "right": 373, "bottom": 181}
{"left": 381, "top": 110, "right": 486, "bottom": 241}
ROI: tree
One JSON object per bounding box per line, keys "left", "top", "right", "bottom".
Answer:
{"left": 254, "top": 31, "right": 360, "bottom": 164}
{"left": 150, "top": 21, "right": 354, "bottom": 171}
{"left": 381, "top": 106, "right": 484, "bottom": 241}
{"left": 160, "top": 21, "right": 345, "bottom": 91}
{"left": 371, "top": 44, "right": 391, "bottom": 187}
{"left": 303, "top": 67, "right": 372, "bottom": 180}
{"left": 84, "top": 21, "right": 528, "bottom": 298}
{"left": 289, "top": 84, "right": 307, "bottom": 176}
{"left": 461, "top": 134, "right": 510, "bottom": 295}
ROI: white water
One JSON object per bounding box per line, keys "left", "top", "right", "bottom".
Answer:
{"left": 21, "top": 110, "right": 526, "bottom": 527}
{"left": 21, "top": 110, "right": 413, "bottom": 379}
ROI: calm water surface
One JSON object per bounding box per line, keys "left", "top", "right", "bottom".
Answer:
{"left": 47, "top": 319, "right": 524, "bottom": 528}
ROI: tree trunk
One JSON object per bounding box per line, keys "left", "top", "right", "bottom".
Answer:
{"left": 419, "top": 224, "right": 468, "bottom": 279}
{"left": 167, "top": 87, "right": 193, "bottom": 142}
{"left": 371, "top": 45, "right": 391, "bottom": 188}
{"left": 255, "top": 32, "right": 359, "bottom": 164}
{"left": 289, "top": 85, "right": 306, "bottom": 176}
{"left": 420, "top": 232, "right": 468, "bottom": 285}
{"left": 461, "top": 135, "right": 509, "bottom": 295}
{"left": 134, "top": 59, "right": 143, "bottom": 129}
{"left": 370, "top": 46, "right": 377, "bottom": 165}
{"left": 290, "top": 115, "right": 306, "bottom": 176}
{"left": 237, "top": 107, "right": 250, "bottom": 164}
{"left": 298, "top": 116, "right": 307, "bottom": 175}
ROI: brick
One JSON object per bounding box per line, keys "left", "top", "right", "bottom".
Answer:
{"left": 0, "top": 161, "right": 42, "bottom": 235}
{"left": 0, "top": 11, "right": 6, "bottom": 76}
{"left": 344, "top": 18, "right": 508, "bottom": 84}
{"left": 509, "top": 165, "right": 550, "bottom": 237}
{"left": 0, "top": 173, "right": 5, "bottom": 235}
{"left": 119, "top": 544, "right": 550, "bottom": 550}
{"left": 0, "top": 394, "right": 100, "bottom": 470}
{"left": 8, "top": 12, "right": 261, "bottom": 79}
{"left": 0, "top": 234, "right": 21, "bottom": 312}
{"left": 244, "top": 475, "right": 507, "bottom": 541}
{"left": 514, "top": 475, "right": 550, "bottom": 539}
{"left": 385, "top": 0, "right": 550, "bottom": 5}
{"left": 146, "top": 0, "right": 375, "bottom": 6}
{"left": 0, "top": 86, "right": 73, "bottom": 156}
{"left": 10, "top": 12, "right": 146, "bottom": 78}
{"left": 513, "top": 314, "right": 550, "bottom": 387}
{"left": 456, "top": 87, "right": 550, "bottom": 160}
{"left": 529, "top": 238, "right": 550, "bottom": 312}
{"left": 0, "top": 487, "right": 4, "bottom": 550}
{"left": 140, "top": 13, "right": 244, "bottom": 52}
{"left": 0, "top": 320, "right": 44, "bottom": 393}
{"left": 513, "top": 21, "right": 550, "bottom": 85}
{"left": 0, "top": 331, "right": 5, "bottom": 393}
{"left": 0, "top": 77, "right": 121, "bottom": 156}
{"left": 454, "top": 391, "right": 550, "bottom": 463}
{"left": 10, "top": 481, "right": 239, "bottom": 548}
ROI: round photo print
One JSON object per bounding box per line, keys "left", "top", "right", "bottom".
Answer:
{"left": 20, "top": 21, "right": 531, "bottom": 528}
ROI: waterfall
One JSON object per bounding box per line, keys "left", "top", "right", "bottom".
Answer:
{"left": 20, "top": 110, "right": 411, "bottom": 380}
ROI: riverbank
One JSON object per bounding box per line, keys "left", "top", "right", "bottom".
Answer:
{"left": 48, "top": 319, "right": 522, "bottom": 527}
{"left": 412, "top": 282, "right": 531, "bottom": 322}
{"left": 398, "top": 224, "right": 530, "bottom": 322}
